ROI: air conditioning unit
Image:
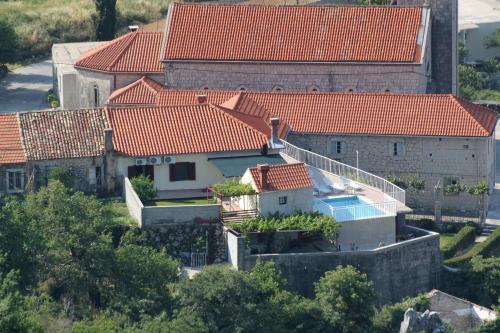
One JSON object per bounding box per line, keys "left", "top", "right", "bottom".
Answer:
{"left": 148, "top": 156, "right": 162, "bottom": 165}
{"left": 163, "top": 156, "right": 176, "bottom": 164}
{"left": 135, "top": 158, "right": 147, "bottom": 166}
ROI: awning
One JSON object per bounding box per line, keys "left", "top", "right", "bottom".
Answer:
{"left": 209, "top": 155, "right": 286, "bottom": 177}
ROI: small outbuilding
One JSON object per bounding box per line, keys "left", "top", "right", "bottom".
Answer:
{"left": 241, "top": 163, "right": 313, "bottom": 216}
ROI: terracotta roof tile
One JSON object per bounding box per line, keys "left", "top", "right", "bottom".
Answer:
{"left": 19, "top": 109, "right": 108, "bottom": 161}
{"left": 107, "top": 76, "right": 164, "bottom": 105}
{"left": 249, "top": 163, "right": 312, "bottom": 193}
{"left": 76, "top": 32, "right": 163, "bottom": 73}
{"left": 106, "top": 80, "right": 497, "bottom": 138}
{"left": 163, "top": 3, "right": 423, "bottom": 62}
{"left": 106, "top": 105, "right": 270, "bottom": 156}
{"left": 0, "top": 114, "right": 26, "bottom": 164}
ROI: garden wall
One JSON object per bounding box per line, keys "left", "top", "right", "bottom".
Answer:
{"left": 226, "top": 226, "right": 441, "bottom": 305}
{"left": 124, "top": 177, "right": 221, "bottom": 227}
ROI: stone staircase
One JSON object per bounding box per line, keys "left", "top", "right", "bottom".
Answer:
{"left": 221, "top": 209, "right": 259, "bottom": 224}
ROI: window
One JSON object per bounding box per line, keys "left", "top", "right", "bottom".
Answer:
{"left": 279, "top": 196, "right": 287, "bottom": 205}
{"left": 201, "top": 86, "right": 210, "bottom": 90}
{"left": 272, "top": 86, "right": 284, "bottom": 92}
{"left": 392, "top": 142, "right": 405, "bottom": 157}
{"left": 237, "top": 85, "right": 248, "bottom": 91}
{"left": 93, "top": 84, "right": 99, "bottom": 107}
{"left": 307, "top": 86, "right": 320, "bottom": 92}
{"left": 96, "top": 166, "right": 102, "bottom": 186}
{"left": 128, "top": 165, "right": 154, "bottom": 180}
{"left": 330, "top": 141, "right": 345, "bottom": 155}
{"left": 347, "top": 88, "right": 355, "bottom": 92}
{"left": 6, "top": 169, "right": 24, "bottom": 193}
{"left": 169, "top": 162, "right": 195, "bottom": 181}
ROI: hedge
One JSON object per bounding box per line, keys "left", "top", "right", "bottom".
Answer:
{"left": 441, "top": 226, "right": 476, "bottom": 259}
{"left": 444, "top": 227, "right": 500, "bottom": 266}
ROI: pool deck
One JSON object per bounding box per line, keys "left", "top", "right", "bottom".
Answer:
{"left": 282, "top": 154, "right": 412, "bottom": 214}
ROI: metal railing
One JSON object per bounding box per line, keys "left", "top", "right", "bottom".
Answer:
{"left": 314, "top": 199, "right": 397, "bottom": 222}
{"left": 190, "top": 252, "right": 207, "bottom": 268}
{"left": 281, "top": 141, "right": 405, "bottom": 204}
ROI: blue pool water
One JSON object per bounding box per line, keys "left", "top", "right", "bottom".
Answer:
{"left": 319, "top": 196, "right": 385, "bottom": 221}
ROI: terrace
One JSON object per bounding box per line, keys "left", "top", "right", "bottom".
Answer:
{"left": 280, "top": 141, "right": 411, "bottom": 223}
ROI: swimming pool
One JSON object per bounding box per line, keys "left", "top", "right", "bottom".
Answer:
{"left": 315, "top": 195, "right": 387, "bottom": 221}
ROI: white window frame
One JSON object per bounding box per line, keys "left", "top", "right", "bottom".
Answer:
{"left": 6, "top": 169, "right": 24, "bottom": 193}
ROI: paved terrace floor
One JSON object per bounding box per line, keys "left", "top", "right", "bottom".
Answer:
{"left": 281, "top": 153, "right": 412, "bottom": 214}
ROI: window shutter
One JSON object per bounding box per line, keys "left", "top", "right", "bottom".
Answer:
{"left": 341, "top": 142, "right": 346, "bottom": 154}
{"left": 169, "top": 164, "right": 176, "bottom": 182}
{"left": 188, "top": 163, "right": 196, "bottom": 180}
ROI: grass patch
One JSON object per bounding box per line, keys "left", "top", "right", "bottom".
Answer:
{"left": 151, "top": 197, "right": 216, "bottom": 207}
{"left": 439, "top": 234, "right": 456, "bottom": 249}
{"left": 440, "top": 226, "right": 476, "bottom": 259}
{"left": 0, "top": 0, "right": 171, "bottom": 62}
{"left": 445, "top": 227, "right": 500, "bottom": 266}
{"left": 102, "top": 199, "right": 135, "bottom": 226}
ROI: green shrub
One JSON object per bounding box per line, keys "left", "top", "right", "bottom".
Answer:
{"left": 47, "top": 166, "right": 73, "bottom": 189}
{"left": 372, "top": 295, "right": 429, "bottom": 333}
{"left": 408, "top": 218, "right": 436, "bottom": 231}
{"left": 468, "top": 318, "right": 500, "bottom": 333}
{"left": 445, "top": 227, "right": 500, "bottom": 266}
{"left": 441, "top": 226, "right": 476, "bottom": 259}
{"left": 130, "top": 175, "right": 157, "bottom": 204}
{"left": 211, "top": 178, "right": 255, "bottom": 196}
{"left": 230, "top": 212, "right": 340, "bottom": 244}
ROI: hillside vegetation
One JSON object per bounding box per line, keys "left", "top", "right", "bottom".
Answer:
{"left": 0, "top": 0, "right": 171, "bottom": 64}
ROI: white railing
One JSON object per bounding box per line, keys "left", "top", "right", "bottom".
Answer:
{"left": 281, "top": 141, "right": 405, "bottom": 204}
{"left": 190, "top": 252, "right": 207, "bottom": 268}
{"left": 314, "top": 199, "right": 397, "bottom": 222}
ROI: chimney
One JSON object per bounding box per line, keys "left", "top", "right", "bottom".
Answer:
{"left": 257, "top": 164, "right": 270, "bottom": 191}
{"left": 196, "top": 94, "right": 208, "bottom": 104}
{"left": 270, "top": 117, "right": 280, "bottom": 144}
{"left": 104, "top": 128, "right": 113, "bottom": 153}
{"left": 128, "top": 25, "right": 139, "bottom": 32}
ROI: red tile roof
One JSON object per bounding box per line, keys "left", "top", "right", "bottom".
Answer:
{"left": 106, "top": 80, "right": 497, "bottom": 138}
{"left": 19, "top": 109, "right": 108, "bottom": 161}
{"left": 163, "top": 3, "right": 423, "bottom": 62}
{"left": 107, "top": 76, "right": 164, "bottom": 105}
{"left": 75, "top": 32, "right": 163, "bottom": 73}
{"left": 106, "top": 105, "right": 270, "bottom": 156}
{"left": 0, "top": 114, "right": 25, "bottom": 164}
{"left": 249, "top": 163, "right": 312, "bottom": 193}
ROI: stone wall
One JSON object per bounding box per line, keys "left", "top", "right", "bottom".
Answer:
{"left": 287, "top": 133, "right": 495, "bottom": 215}
{"left": 144, "top": 221, "right": 226, "bottom": 264}
{"left": 142, "top": 204, "right": 221, "bottom": 227}
{"left": 232, "top": 226, "right": 442, "bottom": 305}
{"left": 30, "top": 156, "right": 106, "bottom": 194}
{"left": 398, "top": 0, "right": 458, "bottom": 94}
{"left": 165, "top": 62, "right": 428, "bottom": 93}
{"left": 0, "top": 164, "right": 27, "bottom": 194}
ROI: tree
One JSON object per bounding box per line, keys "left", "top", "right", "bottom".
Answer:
{"left": 315, "top": 265, "right": 376, "bottom": 333}
{"left": 0, "top": 270, "right": 43, "bottom": 333}
{"left": 485, "top": 29, "right": 500, "bottom": 49}
{"left": 459, "top": 65, "right": 488, "bottom": 100}
{"left": 469, "top": 256, "right": 500, "bottom": 307}
{"left": 48, "top": 166, "right": 73, "bottom": 189}
{"left": 0, "top": 17, "right": 18, "bottom": 66}
{"left": 172, "top": 264, "right": 287, "bottom": 333}
{"left": 130, "top": 175, "right": 157, "bottom": 204}
{"left": 93, "top": 0, "right": 117, "bottom": 41}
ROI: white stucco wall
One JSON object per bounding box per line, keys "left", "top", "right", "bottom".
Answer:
{"left": 124, "top": 177, "right": 143, "bottom": 227}
{"left": 259, "top": 187, "right": 313, "bottom": 216}
{"left": 337, "top": 216, "right": 396, "bottom": 251}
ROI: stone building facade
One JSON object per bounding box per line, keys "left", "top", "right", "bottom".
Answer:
{"left": 165, "top": 61, "right": 431, "bottom": 93}
{"left": 287, "top": 133, "right": 496, "bottom": 215}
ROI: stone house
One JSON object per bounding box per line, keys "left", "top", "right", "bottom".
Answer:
{"left": 0, "top": 114, "right": 27, "bottom": 194}
{"left": 240, "top": 163, "right": 314, "bottom": 216}
{"left": 54, "top": 31, "right": 164, "bottom": 109}
{"left": 161, "top": 3, "right": 432, "bottom": 94}
{"left": 106, "top": 84, "right": 498, "bottom": 215}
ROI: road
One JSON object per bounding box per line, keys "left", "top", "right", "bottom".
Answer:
{"left": 0, "top": 60, "right": 53, "bottom": 113}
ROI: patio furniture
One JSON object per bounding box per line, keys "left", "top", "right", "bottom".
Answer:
{"left": 340, "top": 176, "right": 362, "bottom": 193}
{"left": 325, "top": 178, "right": 345, "bottom": 193}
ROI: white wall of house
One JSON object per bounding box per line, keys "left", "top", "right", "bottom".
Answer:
{"left": 337, "top": 216, "right": 396, "bottom": 251}
{"left": 116, "top": 149, "right": 272, "bottom": 192}
{"left": 258, "top": 188, "right": 313, "bottom": 216}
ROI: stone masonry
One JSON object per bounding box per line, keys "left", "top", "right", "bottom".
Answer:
{"left": 165, "top": 61, "right": 429, "bottom": 93}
